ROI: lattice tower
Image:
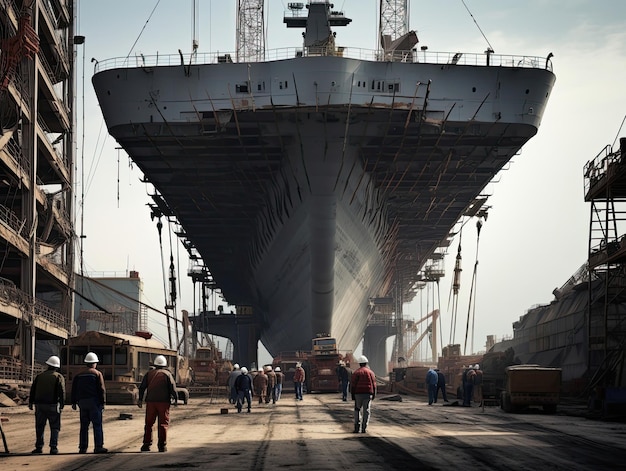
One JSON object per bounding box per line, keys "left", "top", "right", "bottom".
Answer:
{"left": 379, "top": 0, "right": 409, "bottom": 42}
{"left": 236, "top": 0, "right": 265, "bottom": 62}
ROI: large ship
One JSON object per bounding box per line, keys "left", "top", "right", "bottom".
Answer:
{"left": 91, "top": 2, "right": 555, "bottom": 363}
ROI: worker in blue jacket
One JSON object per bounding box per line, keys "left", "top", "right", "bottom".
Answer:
{"left": 425, "top": 367, "right": 438, "bottom": 405}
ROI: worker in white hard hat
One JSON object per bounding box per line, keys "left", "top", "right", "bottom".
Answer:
{"left": 265, "top": 366, "right": 277, "bottom": 404}
{"left": 350, "top": 355, "right": 376, "bottom": 433}
{"left": 234, "top": 366, "right": 253, "bottom": 412}
{"left": 138, "top": 355, "right": 178, "bottom": 452}
{"left": 29, "top": 355, "right": 65, "bottom": 454}
{"left": 273, "top": 366, "right": 284, "bottom": 402}
{"left": 227, "top": 363, "right": 242, "bottom": 405}
{"left": 293, "top": 361, "right": 306, "bottom": 400}
{"left": 71, "top": 352, "right": 108, "bottom": 454}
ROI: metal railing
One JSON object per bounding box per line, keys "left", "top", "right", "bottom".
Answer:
{"left": 94, "top": 47, "right": 553, "bottom": 74}
{"left": 0, "top": 277, "right": 69, "bottom": 330}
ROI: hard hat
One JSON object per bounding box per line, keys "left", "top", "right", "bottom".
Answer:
{"left": 154, "top": 355, "right": 167, "bottom": 367}
{"left": 295, "top": 362, "right": 302, "bottom": 368}
{"left": 338, "top": 360, "right": 345, "bottom": 366}
{"left": 265, "top": 365, "right": 272, "bottom": 371}
{"left": 357, "top": 355, "right": 368, "bottom": 364}
{"left": 46, "top": 355, "right": 60, "bottom": 368}
{"left": 240, "top": 367, "right": 248, "bottom": 375}
{"left": 274, "top": 367, "right": 281, "bottom": 372}
{"left": 474, "top": 364, "right": 480, "bottom": 370}
{"left": 84, "top": 352, "right": 99, "bottom": 364}
{"left": 233, "top": 363, "right": 240, "bottom": 369}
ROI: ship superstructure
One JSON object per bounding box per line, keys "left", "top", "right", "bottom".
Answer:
{"left": 91, "top": 1, "right": 555, "bottom": 365}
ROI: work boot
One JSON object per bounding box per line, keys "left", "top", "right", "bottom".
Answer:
{"left": 94, "top": 447, "right": 108, "bottom": 454}
{"left": 79, "top": 448, "right": 87, "bottom": 454}
{"left": 50, "top": 447, "right": 59, "bottom": 455}
{"left": 361, "top": 426, "right": 367, "bottom": 434}
{"left": 158, "top": 444, "right": 167, "bottom": 452}
{"left": 141, "top": 444, "right": 151, "bottom": 452}
{"left": 31, "top": 448, "right": 43, "bottom": 454}
{"left": 353, "top": 425, "right": 360, "bottom": 433}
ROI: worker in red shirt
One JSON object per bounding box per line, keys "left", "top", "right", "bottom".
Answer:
{"left": 138, "top": 355, "right": 178, "bottom": 452}
{"left": 350, "top": 355, "right": 377, "bottom": 433}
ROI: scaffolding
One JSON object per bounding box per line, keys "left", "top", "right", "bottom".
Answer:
{"left": 584, "top": 137, "right": 626, "bottom": 389}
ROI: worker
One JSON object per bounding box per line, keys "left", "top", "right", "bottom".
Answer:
{"left": 29, "top": 355, "right": 65, "bottom": 455}
{"left": 274, "top": 367, "right": 284, "bottom": 402}
{"left": 462, "top": 364, "right": 477, "bottom": 407}
{"left": 138, "top": 355, "right": 178, "bottom": 453}
{"left": 227, "top": 364, "right": 242, "bottom": 405}
{"left": 71, "top": 352, "right": 108, "bottom": 454}
{"left": 435, "top": 368, "right": 449, "bottom": 402}
{"left": 350, "top": 355, "right": 376, "bottom": 433}
{"left": 425, "top": 367, "right": 438, "bottom": 405}
{"left": 336, "top": 360, "right": 352, "bottom": 401}
{"left": 253, "top": 366, "right": 268, "bottom": 404}
{"left": 265, "top": 366, "right": 277, "bottom": 404}
{"left": 234, "top": 367, "right": 253, "bottom": 413}
{"left": 293, "top": 361, "right": 306, "bottom": 400}
{"left": 473, "top": 364, "right": 483, "bottom": 406}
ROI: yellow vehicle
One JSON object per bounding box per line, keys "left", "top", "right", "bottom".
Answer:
{"left": 312, "top": 335, "right": 338, "bottom": 355}
{"left": 60, "top": 331, "right": 190, "bottom": 405}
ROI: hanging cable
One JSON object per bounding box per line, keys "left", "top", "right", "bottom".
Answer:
{"left": 168, "top": 221, "right": 180, "bottom": 349}
{"left": 463, "top": 219, "right": 483, "bottom": 355}
{"left": 155, "top": 217, "right": 173, "bottom": 348}
{"left": 460, "top": 0, "right": 494, "bottom": 52}
{"left": 449, "top": 228, "right": 463, "bottom": 345}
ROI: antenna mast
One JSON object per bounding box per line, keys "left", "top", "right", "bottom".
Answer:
{"left": 379, "top": 0, "right": 409, "bottom": 43}
{"left": 236, "top": 0, "right": 265, "bottom": 62}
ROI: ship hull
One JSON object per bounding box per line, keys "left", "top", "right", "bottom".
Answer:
{"left": 93, "top": 55, "right": 555, "bottom": 356}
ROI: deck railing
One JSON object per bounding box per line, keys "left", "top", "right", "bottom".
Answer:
{"left": 94, "top": 47, "right": 553, "bottom": 74}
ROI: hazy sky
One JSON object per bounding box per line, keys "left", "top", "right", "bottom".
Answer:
{"left": 76, "top": 1, "right": 626, "bottom": 362}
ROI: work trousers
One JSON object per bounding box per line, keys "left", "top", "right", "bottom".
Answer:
{"left": 78, "top": 397, "right": 104, "bottom": 450}
{"left": 294, "top": 382, "right": 303, "bottom": 400}
{"left": 463, "top": 383, "right": 474, "bottom": 406}
{"left": 340, "top": 379, "right": 349, "bottom": 400}
{"left": 143, "top": 401, "right": 171, "bottom": 447}
{"left": 436, "top": 383, "right": 448, "bottom": 402}
{"left": 274, "top": 383, "right": 282, "bottom": 402}
{"left": 427, "top": 384, "right": 438, "bottom": 405}
{"left": 34, "top": 403, "right": 61, "bottom": 449}
{"left": 354, "top": 393, "right": 372, "bottom": 431}
{"left": 236, "top": 391, "right": 252, "bottom": 412}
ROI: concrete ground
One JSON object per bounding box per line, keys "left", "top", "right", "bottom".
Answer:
{"left": 1, "top": 391, "right": 625, "bottom": 470}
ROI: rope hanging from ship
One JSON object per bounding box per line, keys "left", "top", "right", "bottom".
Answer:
{"left": 463, "top": 219, "right": 483, "bottom": 355}
{"left": 449, "top": 229, "right": 462, "bottom": 346}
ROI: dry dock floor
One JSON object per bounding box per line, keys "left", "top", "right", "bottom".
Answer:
{"left": 1, "top": 392, "right": 625, "bottom": 470}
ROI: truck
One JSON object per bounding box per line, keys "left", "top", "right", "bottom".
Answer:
{"left": 307, "top": 335, "right": 341, "bottom": 393}
{"left": 500, "top": 364, "right": 561, "bottom": 413}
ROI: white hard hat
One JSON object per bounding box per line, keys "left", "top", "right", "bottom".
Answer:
{"left": 474, "top": 364, "right": 480, "bottom": 370}
{"left": 84, "top": 352, "right": 99, "bottom": 364}
{"left": 358, "top": 355, "right": 368, "bottom": 364}
{"left": 154, "top": 355, "right": 167, "bottom": 367}
{"left": 295, "top": 362, "right": 302, "bottom": 367}
{"left": 46, "top": 355, "right": 60, "bottom": 368}
{"left": 265, "top": 365, "right": 272, "bottom": 371}
{"left": 275, "top": 367, "right": 281, "bottom": 372}
{"left": 240, "top": 367, "right": 248, "bottom": 375}
{"left": 233, "top": 363, "right": 240, "bottom": 370}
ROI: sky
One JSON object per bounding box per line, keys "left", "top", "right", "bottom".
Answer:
{"left": 75, "top": 1, "right": 626, "bottom": 365}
